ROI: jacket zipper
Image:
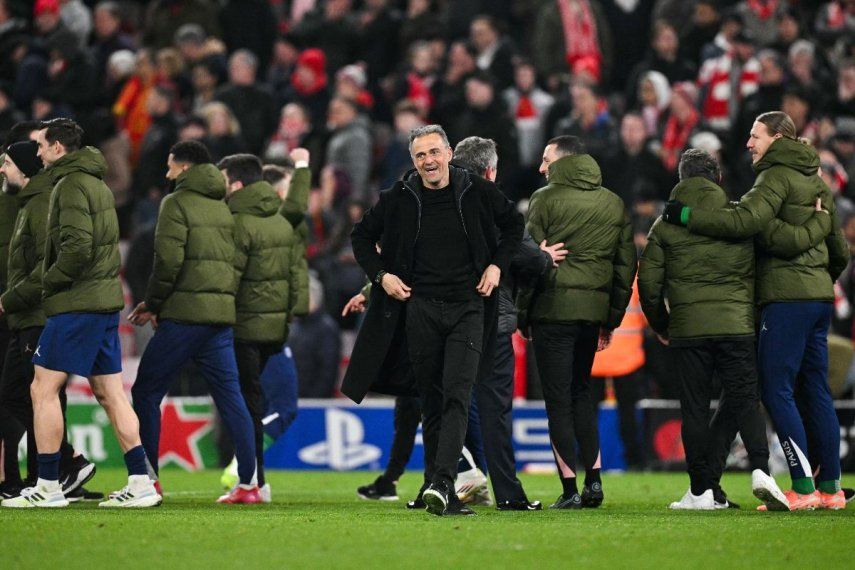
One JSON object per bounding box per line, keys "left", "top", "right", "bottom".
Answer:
{"left": 403, "top": 181, "right": 422, "bottom": 246}
{"left": 457, "top": 179, "right": 472, "bottom": 240}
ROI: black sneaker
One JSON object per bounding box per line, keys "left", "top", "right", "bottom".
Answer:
{"left": 549, "top": 493, "right": 582, "bottom": 509}
{"left": 713, "top": 487, "right": 740, "bottom": 509}
{"left": 65, "top": 486, "right": 105, "bottom": 502}
{"left": 0, "top": 481, "right": 25, "bottom": 500}
{"left": 843, "top": 488, "right": 855, "bottom": 503}
{"left": 61, "top": 456, "right": 96, "bottom": 495}
{"left": 406, "top": 484, "right": 429, "bottom": 509}
{"left": 445, "top": 496, "right": 476, "bottom": 516}
{"left": 496, "top": 499, "right": 543, "bottom": 511}
{"left": 357, "top": 476, "right": 399, "bottom": 501}
{"left": 423, "top": 482, "right": 451, "bottom": 516}
{"left": 580, "top": 482, "right": 604, "bottom": 508}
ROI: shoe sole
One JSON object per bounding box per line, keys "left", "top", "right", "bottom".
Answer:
{"left": 63, "top": 463, "right": 96, "bottom": 496}
{"left": 100, "top": 494, "right": 163, "bottom": 508}
{"left": 753, "top": 487, "right": 789, "bottom": 512}
{"left": 1, "top": 499, "right": 70, "bottom": 508}
{"left": 423, "top": 489, "right": 446, "bottom": 516}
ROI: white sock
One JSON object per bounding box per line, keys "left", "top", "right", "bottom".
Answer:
{"left": 238, "top": 483, "right": 256, "bottom": 490}
{"left": 37, "top": 478, "right": 61, "bottom": 493}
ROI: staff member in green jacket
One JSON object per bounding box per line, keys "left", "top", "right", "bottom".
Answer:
{"left": 638, "top": 149, "right": 820, "bottom": 511}
{"left": 217, "top": 153, "right": 301, "bottom": 500}
{"left": 662, "top": 112, "right": 850, "bottom": 510}
{"left": 3, "top": 119, "right": 159, "bottom": 508}
{"left": 522, "top": 135, "right": 636, "bottom": 509}
{"left": 129, "top": 141, "right": 260, "bottom": 505}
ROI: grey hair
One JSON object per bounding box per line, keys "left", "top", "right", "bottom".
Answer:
{"left": 789, "top": 39, "right": 815, "bottom": 60}
{"left": 408, "top": 124, "right": 450, "bottom": 155}
{"left": 678, "top": 148, "right": 721, "bottom": 183}
{"left": 231, "top": 49, "right": 259, "bottom": 70}
{"left": 453, "top": 136, "right": 498, "bottom": 174}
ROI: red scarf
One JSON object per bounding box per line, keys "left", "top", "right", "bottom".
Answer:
{"left": 557, "top": 0, "right": 602, "bottom": 76}
{"left": 747, "top": 0, "right": 777, "bottom": 20}
{"left": 406, "top": 72, "right": 434, "bottom": 111}
{"left": 661, "top": 108, "right": 699, "bottom": 171}
{"left": 516, "top": 95, "right": 536, "bottom": 119}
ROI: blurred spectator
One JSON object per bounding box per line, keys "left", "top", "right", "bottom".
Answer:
{"left": 177, "top": 114, "right": 207, "bottom": 142}
{"left": 325, "top": 96, "right": 371, "bottom": 199}
{"left": 335, "top": 64, "right": 374, "bottom": 112}
{"left": 503, "top": 59, "right": 554, "bottom": 196}
{"left": 772, "top": 7, "right": 806, "bottom": 55}
{"left": 697, "top": 30, "right": 759, "bottom": 134}
{"left": 0, "top": 0, "right": 27, "bottom": 83}
{"left": 447, "top": 72, "right": 519, "bottom": 188}
{"left": 291, "top": 0, "right": 360, "bottom": 75}
{"left": 43, "top": 27, "right": 96, "bottom": 118}
{"left": 87, "top": 108, "right": 132, "bottom": 228}
{"left": 156, "top": 48, "right": 190, "bottom": 110}
{"left": 34, "top": 0, "right": 71, "bottom": 43}
{"left": 431, "top": 40, "right": 476, "bottom": 126}
{"left": 469, "top": 14, "right": 516, "bottom": 90}
{"left": 91, "top": 2, "right": 135, "bottom": 87}
{"left": 787, "top": 39, "right": 835, "bottom": 108}
{"left": 831, "top": 117, "right": 855, "bottom": 189}
{"left": 599, "top": 0, "right": 656, "bottom": 93}
{"left": 626, "top": 20, "right": 696, "bottom": 108}
{"left": 143, "top": 0, "right": 221, "bottom": 51}
{"left": 700, "top": 9, "right": 744, "bottom": 63}
{"left": 281, "top": 48, "right": 331, "bottom": 132}
{"left": 267, "top": 35, "right": 299, "bottom": 97}
{"left": 602, "top": 112, "right": 669, "bottom": 209}
{"left": 659, "top": 81, "right": 700, "bottom": 179}
{"left": 637, "top": 70, "right": 671, "bottom": 137}
{"left": 190, "top": 58, "right": 221, "bottom": 112}
{"left": 388, "top": 41, "right": 438, "bottom": 119}
{"left": 133, "top": 85, "right": 177, "bottom": 200}
{"left": 531, "top": 0, "right": 612, "bottom": 90}
{"left": 399, "top": 0, "right": 444, "bottom": 52}
{"left": 59, "top": 0, "right": 92, "bottom": 49}
{"left": 553, "top": 80, "right": 616, "bottom": 163}
{"left": 291, "top": 274, "right": 342, "bottom": 399}
{"left": 377, "top": 100, "right": 425, "bottom": 189}
{"left": 0, "top": 80, "right": 23, "bottom": 142}
{"left": 199, "top": 100, "right": 246, "bottom": 162}
{"left": 113, "top": 48, "right": 158, "bottom": 163}
{"left": 680, "top": 0, "right": 721, "bottom": 66}
{"left": 781, "top": 85, "right": 819, "bottom": 143}
{"left": 820, "top": 148, "right": 854, "bottom": 222}
{"left": 263, "top": 102, "right": 327, "bottom": 184}
{"left": 814, "top": 0, "right": 855, "bottom": 48}
{"left": 214, "top": 49, "right": 277, "bottom": 154}
{"left": 219, "top": 0, "right": 277, "bottom": 73}
{"left": 736, "top": 0, "right": 787, "bottom": 47}
{"left": 357, "top": 0, "right": 401, "bottom": 82}
{"left": 830, "top": 57, "right": 855, "bottom": 117}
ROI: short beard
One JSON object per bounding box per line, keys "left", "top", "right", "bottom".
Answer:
{"left": 2, "top": 178, "right": 21, "bottom": 195}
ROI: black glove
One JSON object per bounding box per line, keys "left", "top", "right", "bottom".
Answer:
{"left": 662, "top": 200, "right": 688, "bottom": 226}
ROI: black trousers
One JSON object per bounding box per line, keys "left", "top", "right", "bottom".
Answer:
{"left": 406, "top": 296, "right": 484, "bottom": 489}
{"left": 670, "top": 338, "right": 769, "bottom": 495}
{"left": 384, "top": 395, "right": 422, "bottom": 482}
{"left": 234, "top": 340, "right": 283, "bottom": 487}
{"left": 591, "top": 373, "right": 645, "bottom": 468}
{"left": 474, "top": 332, "right": 526, "bottom": 502}
{"left": 532, "top": 322, "right": 600, "bottom": 481}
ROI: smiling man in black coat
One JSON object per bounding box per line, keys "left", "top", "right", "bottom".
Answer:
{"left": 344, "top": 124, "right": 523, "bottom": 516}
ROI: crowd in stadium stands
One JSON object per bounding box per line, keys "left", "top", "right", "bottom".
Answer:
{"left": 1, "top": 0, "right": 854, "bottom": 403}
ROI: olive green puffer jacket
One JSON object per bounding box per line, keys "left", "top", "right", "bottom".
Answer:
{"left": 145, "top": 164, "right": 236, "bottom": 325}
{"left": 521, "top": 154, "right": 636, "bottom": 329}
{"left": 279, "top": 166, "right": 310, "bottom": 316}
{"left": 230, "top": 181, "right": 301, "bottom": 344}
{"left": 42, "top": 147, "right": 124, "bottom": 316}
{"left": 687, "top": 138, "right": 848, "bottom": 304}
{"left": 2, "top": 170, "right": 53, "bottom": 329}
{"left": 0, "top": 176, "right": 18, "bottom": 329}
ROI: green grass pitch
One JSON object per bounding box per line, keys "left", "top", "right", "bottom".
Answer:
{"left": 1, "top": 470, "right": 853, "bottom": 569}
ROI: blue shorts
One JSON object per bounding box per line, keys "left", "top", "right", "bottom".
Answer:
{"left": 33, "top": 312, "right": 123, "bottom": 377}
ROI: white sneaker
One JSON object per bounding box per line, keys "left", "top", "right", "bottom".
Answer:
{"left": 455, "top": 468, "right": 488, "bottom": 503}
{"left": 1, "top": 483, "right": 69, "bottom": 508}
{"left": 751, "top": 469, "right": 789, "bottom": 511}
{"left": 259, "top": 483, "right": 272, "bottom": 503}
{"left": 669, "top": 488, "right": 716, "bottom": 510}
{"left": 100, "top": 476, "right": 162, "bottom": 508}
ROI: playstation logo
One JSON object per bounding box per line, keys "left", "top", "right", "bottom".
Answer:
{"left": 299, "top": 409, "right": 382, "bottom": 470}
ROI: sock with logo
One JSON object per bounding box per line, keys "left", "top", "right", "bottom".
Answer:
{"left": 561, "top": 477, "right": 578, "bottom": 497}
{"left": 817, "top": 479, "right": 841, "bottom": 494}
{"left": 37, "top": 451, "right": 61, "bottom": 482}
{"left": 792, "top": 476, "right": 816, "bottom": 495}
{"left": 124, "top": 445, "right": 148, "bottom": 476}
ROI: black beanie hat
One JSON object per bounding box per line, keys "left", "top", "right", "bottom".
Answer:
{"left": 6, "top": 140, "right": 42, "bottom": 178}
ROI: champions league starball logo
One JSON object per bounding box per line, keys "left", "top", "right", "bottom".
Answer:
{"left": 298, "top": 409, "right": 382, "bottom": 470}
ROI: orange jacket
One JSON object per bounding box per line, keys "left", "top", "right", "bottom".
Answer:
{"left": 591, "top": 280, "right": 645, "bottom": 377}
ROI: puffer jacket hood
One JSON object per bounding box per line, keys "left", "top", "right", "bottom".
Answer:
{"left": 753, "top": 137, "right": 819, "bottom": 177}
{"left": 546, "top": 154, "right": 602, "bottom": 190}
{"left": 49, "top": 146, "right": 108, "bottom": 180}
{"left": 670, "top": 177, "right": 729, "bottom": 210}
{"left": 228, "top": 181, "right": 281, "bottom": 217}
{"left": 175, "top": 163, "right": 227, "bottom": 200}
